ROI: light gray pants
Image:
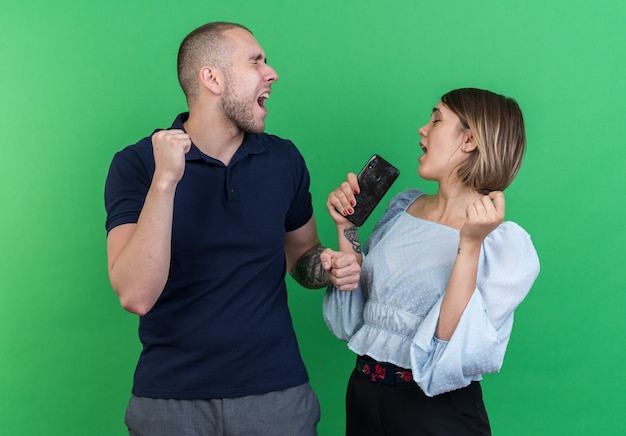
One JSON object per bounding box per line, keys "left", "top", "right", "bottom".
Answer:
{"left": 125, "top": 383, "right": 320, "bottom": 436}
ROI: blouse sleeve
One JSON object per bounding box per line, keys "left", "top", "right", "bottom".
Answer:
{"left": 409, "top": 221, "right": 540, "bottom": 396}
{"left": 323, "top": 282, "right": 367, "bottom": 342}
{"left": 323, "top": 189, "right": 423, "bottom": 342}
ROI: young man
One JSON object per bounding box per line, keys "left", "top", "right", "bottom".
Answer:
{"left": 105, "top": 22, "right": 360, "bottom": 436}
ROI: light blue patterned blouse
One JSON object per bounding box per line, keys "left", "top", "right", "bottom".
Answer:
{"left": 323, "top": 189, "right": 540, "bottom": 396}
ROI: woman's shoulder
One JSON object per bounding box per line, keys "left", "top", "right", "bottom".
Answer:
{"left": 363, "top": 189, "right": 426, "bottom": 252}
{"left": 387, "top": 188, "right": 425, "bottom": 211}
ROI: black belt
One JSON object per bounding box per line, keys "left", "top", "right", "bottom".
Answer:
{"left": 356, "top": 356, "right": 413, "bottom": 385}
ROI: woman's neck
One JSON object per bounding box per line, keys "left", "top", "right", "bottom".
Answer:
{"left": 410, "top": 184, "right": 483, "bottom": 230}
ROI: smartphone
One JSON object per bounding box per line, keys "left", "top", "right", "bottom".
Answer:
{"left": 346, "top": 154, "right": 400, "bottom": 226}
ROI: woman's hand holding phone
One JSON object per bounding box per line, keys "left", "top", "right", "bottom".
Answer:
{"left": 326, "top": 172, "right": 360, "bottom": 227}
{"left": 332, "top": 155, "right": 400, "bottom": 227}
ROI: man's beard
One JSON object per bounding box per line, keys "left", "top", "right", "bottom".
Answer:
{"left": 220, "top": 76, "right": 265, "bottom": 134}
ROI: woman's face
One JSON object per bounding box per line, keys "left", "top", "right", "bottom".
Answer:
{"left": 416, "top": 102, "right": 471, "bottom": 183}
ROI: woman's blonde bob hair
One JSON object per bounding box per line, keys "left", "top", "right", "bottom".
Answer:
{"left": 442, "top": 88, "right": 526, "bottom": 194}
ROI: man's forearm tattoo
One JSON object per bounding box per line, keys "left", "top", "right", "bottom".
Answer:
{"left": 291, "top": 244, "right": 331, "bottom": 289}
{"left": 344, "top": 226, "right": 361, "bottom": 254}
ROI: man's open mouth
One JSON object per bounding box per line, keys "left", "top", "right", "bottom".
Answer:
{"left": 258, "top": 92, "right": 269, "bottom": 107}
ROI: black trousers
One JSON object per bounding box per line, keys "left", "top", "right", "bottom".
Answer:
{"left": 346, "top": 368, "right": 491, "bottom": 436}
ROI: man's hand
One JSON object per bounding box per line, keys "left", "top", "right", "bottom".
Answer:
{"left": 320, "top": 248, "right": 361, "bottom": 291}
{"left": 151, "top": 129, "right": 192, "bottom": 186}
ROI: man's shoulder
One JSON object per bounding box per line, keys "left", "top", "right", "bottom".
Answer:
{"left": 112, "top": 134, "right": 154, "bottom": 165}
{"left": 115, "top": 113, "right": 185, "bottom": 159}
{"left": 246, "top": 132, "right": 304, "bottom": 162}
{"left": 253, "top": 131, "right": 296, "bottom": 147}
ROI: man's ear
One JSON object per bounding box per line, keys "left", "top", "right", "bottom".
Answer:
{"left": 463, "top": 130, "right": 477, "bottom": 153}
{"left": 199, "top": 66, "right": 223, "bottom": 95}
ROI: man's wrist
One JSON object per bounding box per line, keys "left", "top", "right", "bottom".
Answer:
{"left": 290, "top": 245, "right": 331, "bottom": 289}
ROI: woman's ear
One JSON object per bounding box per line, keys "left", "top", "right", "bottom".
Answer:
{"left": 199, "top": 66, "right": 223, "bottom": 95}
{"left": 462, "top": 130, "right": 477, "bottom": 153}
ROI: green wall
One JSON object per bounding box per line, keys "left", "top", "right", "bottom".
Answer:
{"left": 2, "top": 1, "right": 625, "bottom": 434}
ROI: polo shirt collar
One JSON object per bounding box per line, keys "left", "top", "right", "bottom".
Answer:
{"left": 170, "top": 112, "right": 266, "bottom": 164}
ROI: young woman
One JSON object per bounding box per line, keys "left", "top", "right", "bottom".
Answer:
{"left": 324, "top": 88, "right": 540, "bottom": 435}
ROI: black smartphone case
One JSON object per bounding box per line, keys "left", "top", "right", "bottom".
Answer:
{"left": 347, "top": 155, "right": 400, "bottom": 226}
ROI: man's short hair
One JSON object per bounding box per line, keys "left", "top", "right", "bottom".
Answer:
{"left": 177, "top": 22, "right": 252, "bottom": 104}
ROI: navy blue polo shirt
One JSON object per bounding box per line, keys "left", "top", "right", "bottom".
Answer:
{"left": 105, "top": 113, "right": 313, "bottom": 399}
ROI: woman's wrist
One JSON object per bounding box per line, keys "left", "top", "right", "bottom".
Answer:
{"left": 457, "top": 237, "right": 482, "bottom": 256}
{"left": 339, "top": 225, "right": 361, "bottom": 255}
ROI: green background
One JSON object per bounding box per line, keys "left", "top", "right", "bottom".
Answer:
{"left": 1, "top": 0, "right": 625, "bottom": 434}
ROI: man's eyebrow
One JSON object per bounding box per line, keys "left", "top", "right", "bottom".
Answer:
{"left": 432, "top": 107, "right": 441, "bottom": 114}
{"left": 250, "top": 53, "right": 265, "bottom": 62}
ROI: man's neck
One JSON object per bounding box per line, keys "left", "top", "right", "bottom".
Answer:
{"left": 184, "top": 109, "right": 244, "bottom": 166}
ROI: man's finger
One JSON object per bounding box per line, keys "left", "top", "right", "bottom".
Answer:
{"left": 320, "top": 250, "right": 333, "bottom": 270}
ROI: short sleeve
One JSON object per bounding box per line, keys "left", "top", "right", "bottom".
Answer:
{"left": 284, "top": 145, "right": 313, "bottom": 232}
{"left": 104, "top": 141, "right": 154, "bottom": 233}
